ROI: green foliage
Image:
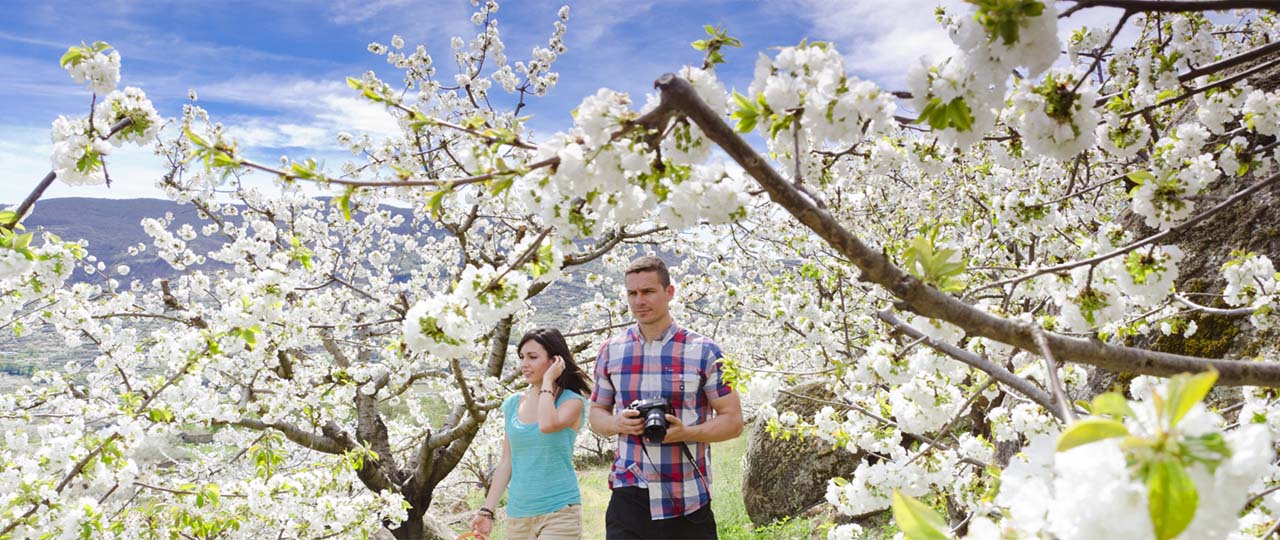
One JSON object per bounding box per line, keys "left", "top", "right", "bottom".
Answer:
{"left": 59, "top": 41, "right": 113, "bottom": 69}
{"left": 0, "top": 228, "right": 37, "bottom": 263}
{"left": 1056, "top": 417, "right": 1128, "bottom": 452}
{"left": 288, "top": 235, "right": 315, "bottom": 270}
{"left": 1031, "top": 73, "right": 1082, "bottom": 134}
{"left": 524, "top": 237, "right": 558, "bottom": 279}
{"left": 329, "top": 185, "right": 355, "bottom": 221}
{"left": 917, "top": 96, "right": 974, "bottom": 132}
{"left": 892, "top": 490, "right": 950, "bottom": 540}
{"left": 1161, "top": 369, "right": 1217, "bottom": 430}
{"left": 901, "top": 229, "right": 968, "bottom": 293}
{"left": 1124, "top": 250, "right": 1169, "bottom": 287}
{"left": 691, "top": 25, "right": 742, "bottom": 69}
{"left": 1147, "top": 459, "right": 1197, "bottom": 540}
{"left": 185, "top": 124, "right": 242, "bottom": 178}
{"left": 250, "top": 433, "right": 286, "bottom": 479}
{"left": 731, "top": 91, "right": 764, "bottom": 134}
{"left": 966, "top": 0, "right": 1044, "bottom": 45}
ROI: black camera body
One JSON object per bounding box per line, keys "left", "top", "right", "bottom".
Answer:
{"left": 629, "top": 397, "right": 672, "bottom": 444}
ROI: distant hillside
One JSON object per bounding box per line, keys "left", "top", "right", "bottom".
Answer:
{"left": 13, "top": 197, "right": 433, "bottom": 284}
{"left": 9, "top": 197, "right": 601, "bottom": 314}
{"left": 19, "top": 198, "right": 207, "bottom": 283}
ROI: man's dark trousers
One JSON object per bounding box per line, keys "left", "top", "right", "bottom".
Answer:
{"left": 605, "top": 486, "right": 717, "bottom": 539}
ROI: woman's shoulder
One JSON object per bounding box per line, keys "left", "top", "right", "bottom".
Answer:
{"left": 502, "top": 393, "right": 520, "bottom": 410}
{"left": 556, "top": 389, "right": 588, "bottom": 403}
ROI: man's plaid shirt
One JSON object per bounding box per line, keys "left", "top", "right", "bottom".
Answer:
{"left": 590, "top": 322, "right": 733, "bottom": 520}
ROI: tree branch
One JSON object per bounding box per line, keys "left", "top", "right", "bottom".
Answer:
{"left": 651, "top": 72, "right": 1280, "bottom": 387}
{"left": 1063, "top": 0, "right": 1279, "bottom": 18}
{"left": 8, "top": 118, "right": 135, "bottom": 229}
{"left": 878, "top": 310, "right": 1060, "bottom": 417}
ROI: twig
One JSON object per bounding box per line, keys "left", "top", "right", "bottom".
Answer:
{"left": 976, "top": 169, "right": 1280, "bottom": 296}
{"left": 1032, "top": 326, "right": 1077, "bottom": 421}
{"left": 1172, "top": 293, "right": 1255, "bottom": 316}
{"left": 877, "top": 309, "right": 1061, "bottom": 419}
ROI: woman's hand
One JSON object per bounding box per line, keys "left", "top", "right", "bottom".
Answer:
{"left": 469, "top": 511, "right": 493, "bottom": 538}
{"left": 543, "top": 355, "right": 566, "bottom": 390}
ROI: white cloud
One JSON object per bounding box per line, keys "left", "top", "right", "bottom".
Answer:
{"left": 198, "top": 75, "right": 401, "bottom": 151}
{"left": 774, "top": 0, "right": 965, "bottom": 88}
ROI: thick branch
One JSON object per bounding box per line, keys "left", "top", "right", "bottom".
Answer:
{"left": 1063, "top": 0, "right": 1279, "bottom": 18}
{"left": 652, "top": 73, "right": 1280, "bottom": 387}
{"left": 218, "top": 418, "right": 352, "bottom": 454}
{"left": 355, "top": 389, "right": 399, "bottom": 478}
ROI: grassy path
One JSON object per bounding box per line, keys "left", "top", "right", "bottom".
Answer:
{"left": 469, "top": 426, "right": 824, "bottom": 539}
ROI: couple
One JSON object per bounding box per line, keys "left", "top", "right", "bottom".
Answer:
{"left": 469, "top": 256, "right": 745, "bottom": 540}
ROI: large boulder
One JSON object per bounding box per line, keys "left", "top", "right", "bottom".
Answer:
{"left": 741, "top": 381, "right": 865, "bottom": 526}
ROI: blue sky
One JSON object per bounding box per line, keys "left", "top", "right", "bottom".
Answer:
{"left": 0, "top": 0, "right": 1120, "bottom": 203}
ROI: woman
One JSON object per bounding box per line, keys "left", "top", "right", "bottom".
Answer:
{"left": 470, "top": 327, "right": 592, "bottom": 540}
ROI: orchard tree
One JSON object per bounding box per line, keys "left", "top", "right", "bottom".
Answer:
{"left": 7, "top": 1, "right": 1280, "bottom": 540}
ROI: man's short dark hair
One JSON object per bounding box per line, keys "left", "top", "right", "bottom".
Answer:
{"left": 625, "top": 256, "right": 671, "bottom": 287}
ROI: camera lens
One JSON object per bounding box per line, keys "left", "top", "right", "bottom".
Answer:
{"left": 643, "top": 408, "right": 667, "bottom": 444}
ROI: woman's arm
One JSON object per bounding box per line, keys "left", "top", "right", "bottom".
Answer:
{"left": 538, "top": 389, "right": 584, "bottom": 433}
{"left": 470, "top": 434, "right": 512, "bottom": 536}
{"left": 537, "top": 355, "right": 584, "bottom": 433}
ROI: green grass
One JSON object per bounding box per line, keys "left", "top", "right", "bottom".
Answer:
{"left": 465, "top": 424, "right": 829, "bottom": 539}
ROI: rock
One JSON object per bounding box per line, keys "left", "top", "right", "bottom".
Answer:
{"left": 741, "top": 381, "right": 866, "bottom": 526}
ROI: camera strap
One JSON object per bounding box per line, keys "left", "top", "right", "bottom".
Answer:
{"left": 636, "top": 439, "right": 710, "bottom": 498}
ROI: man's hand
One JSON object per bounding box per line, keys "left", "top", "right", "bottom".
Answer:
{"left": 613, "top": 408, "right": 644, "bottom": 437}
{"left": 661, "top": 414, "right": 696, "bottom": 444}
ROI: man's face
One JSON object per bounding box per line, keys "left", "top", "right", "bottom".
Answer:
{"left": 625, "top": 270, "right": 674, "bottom": 325}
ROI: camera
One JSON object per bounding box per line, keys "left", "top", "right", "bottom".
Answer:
{"left": 629, "top": 397, "right": 672, "bottom": 444}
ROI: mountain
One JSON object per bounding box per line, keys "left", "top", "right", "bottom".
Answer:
{"left": 15, "top": 197, "right": 434, "bottom": 284}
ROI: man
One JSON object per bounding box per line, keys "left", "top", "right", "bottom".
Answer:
{"left": 589, "top": 255, "right": 745, "bottom": 539}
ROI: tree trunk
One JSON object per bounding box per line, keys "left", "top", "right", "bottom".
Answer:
{"left": 389, "top": 515, "right": 424, "bottom": 540}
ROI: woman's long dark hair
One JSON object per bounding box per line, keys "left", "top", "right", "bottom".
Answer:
{"left": 518, "top": 328, "right": 591, "bottom": 398}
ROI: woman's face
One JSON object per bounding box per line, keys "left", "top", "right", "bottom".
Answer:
{"left": 518, "top": 340, "right": 552, "bottom": 386}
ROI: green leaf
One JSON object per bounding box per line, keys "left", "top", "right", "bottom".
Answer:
{"left": 427, "top": 187, "right": 451, "bottom": 219}
{"left": 891, "top": 491, "right": 950, "bottom": 540}
{"left": 184, "top": 125, "right": 209, "bottom": 148}
{"left": 1165, "top": 369, "right": 1218, "bottom": 428}
{"left": 327, "top": 187, "right": 355, "bottom": 221}
{"left": 60, "top": 46, "right": 84, "bottom": 68}
{"left": 12, "top": 233, "right": 33, "bottom": 251}
{"left": 1127, "top": 170, "right": 1155, "bottom": 185}
{"left": 489, "top": 176, "right": 515, "bottom": 196}
{"left": 947, "top": 98, "right": 974, "bottom": 132}
{"left": 1147, "top": 459, "right": 1198, "bottom": 540}
{"left": 1056, "top": 417, "right": 1129, "bottom": 452}
{"left": 147, "top": 408, "right": 174, "bottom": 423}
{"left": 691, "top": 39, "right": 708, "bottom": 51}
{"left": 1091, "top": 392, "right": 1134, "bottom": 418}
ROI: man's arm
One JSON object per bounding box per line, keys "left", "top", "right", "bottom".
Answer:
{"left": 589, "top": 403, "right": 643, "bottom": 437}
{"left": 662, "top": 389, "right": 744, "bottom": 444}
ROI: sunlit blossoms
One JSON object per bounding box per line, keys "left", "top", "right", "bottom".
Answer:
{"left": 61, "top": 42, "right": 120, "bottom": 95}
{"left": 11, "top": 1, "right": 1280, "bottom": 539}
{"left": 50, "top": 115, "right": 113, "bottom": 186}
